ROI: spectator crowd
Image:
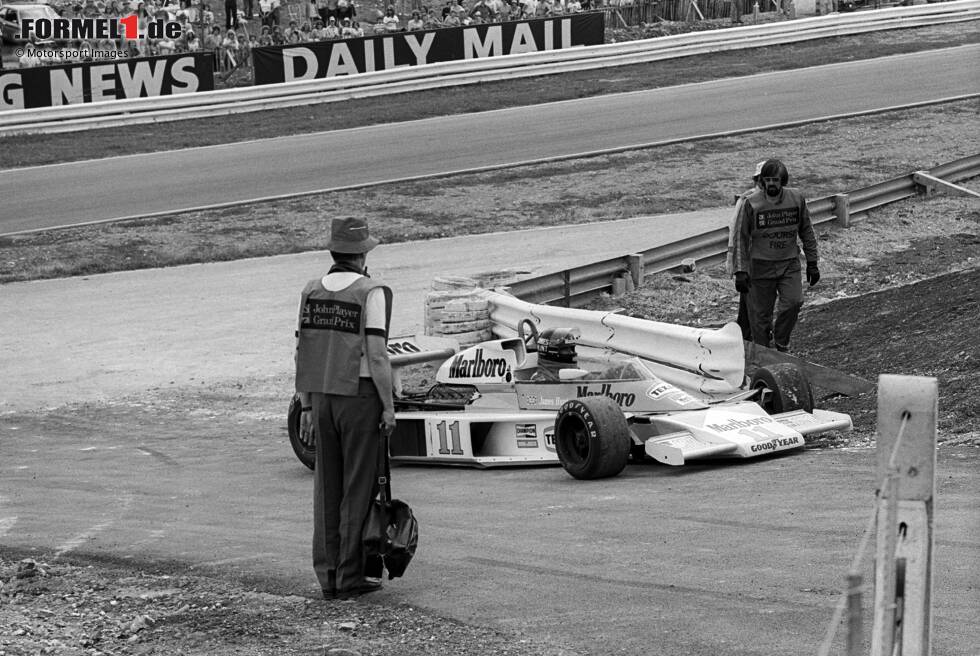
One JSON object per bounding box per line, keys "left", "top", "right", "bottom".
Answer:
{"left": 14, "top": 0, "right": 598, "bottom": 69}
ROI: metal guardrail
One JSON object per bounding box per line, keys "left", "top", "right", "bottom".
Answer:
{"left": 0, "top": 1, "right": 977, "bottom": 134}
{"left": 507, "top": 153, "right": 980, "bottom": 306}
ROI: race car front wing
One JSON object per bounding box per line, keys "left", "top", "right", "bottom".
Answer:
{"left": 642, "top": 407, "right": 853, "bottom": 466}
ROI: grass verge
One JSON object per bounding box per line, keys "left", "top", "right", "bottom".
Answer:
{"left": 1, "top": 98, "right": 977, "bottom": 284}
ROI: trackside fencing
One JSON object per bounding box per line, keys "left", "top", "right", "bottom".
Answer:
{"left": 603, "top": 0, "right": 664, "bottom": 26}
{"left": 0, "top": 1, "right": 977, "bottom": 134}
{"left": 505, "top": 153, "right": 980, "bottom": 307}
{"left": 602, "top": 0, "right": 755, "bottom": 25}
{"left": 603, "top": 0, "right": 914, "bottom": 26}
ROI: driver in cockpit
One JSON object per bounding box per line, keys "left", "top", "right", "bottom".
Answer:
{"left": 530, "top": 327, "right": 581, "bottom": 382}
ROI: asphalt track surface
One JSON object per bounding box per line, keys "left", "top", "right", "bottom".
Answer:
{"left": 2, "top": 45, "right": 979, "bottom": 234}
{"left": 1, "top": 413, "right": 978, "bottom": 655}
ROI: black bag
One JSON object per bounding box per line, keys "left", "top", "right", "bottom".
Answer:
{"left": 363, "top": 431, "right": 419, "bottom": 580}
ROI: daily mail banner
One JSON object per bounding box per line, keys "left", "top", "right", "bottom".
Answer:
{"left": 0, "top": 52, "right": 215, "bottom": 110}
{"left": 252, "top": 12, "right": 605, "bottom": 85}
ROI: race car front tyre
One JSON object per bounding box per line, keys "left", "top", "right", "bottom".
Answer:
{"left": 750, "top": 363, "right": 814, "bottom": 414}
{"left": 287, "top": 394, "right": 317, "bottom": 470}
{"left": 554, "top": 396, "right": 631, "bottom": 480}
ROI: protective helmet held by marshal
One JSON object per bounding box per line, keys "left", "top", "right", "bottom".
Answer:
{"left": 537, "top": 327, "right": 580, "bottom": 364}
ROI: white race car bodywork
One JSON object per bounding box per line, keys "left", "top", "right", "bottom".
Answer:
{"left": 390, "top": 410, "right": 558, "bottom": 467}
{"left": 636, "top": 403, "right": 853, "bottom": 466}
{"left": 387, "top": 326, "right": 852, "bottom": 468}
{"left": 389, "top": 402, "right": 852, "bottom": 468}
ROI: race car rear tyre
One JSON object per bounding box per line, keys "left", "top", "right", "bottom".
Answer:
{"left": 554, "top": 396, "right": 631, "bottom": 480}
{"left": 287, "top": 395, "right": 316, "bottom": 470}
{"left": 750, "top": 363, "right": 814, "bottom": 414}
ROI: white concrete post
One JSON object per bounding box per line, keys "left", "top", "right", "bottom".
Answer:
{"left": 845, "top": 572, "right": 863, "bottom": 656}
{"left": 871, "top": 375, "right": 937, "bottom": 656}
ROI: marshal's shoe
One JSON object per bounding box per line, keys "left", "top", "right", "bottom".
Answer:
{"left": 321, "top": 570, "right": 338, "bottom": 599}
{"left": 335, "top": 579, "right": 383, "bottom": 600}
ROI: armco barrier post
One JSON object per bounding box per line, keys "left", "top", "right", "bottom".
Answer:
{"left": 912, "top": 171, "right": 939, "bottom": 197}
{"left": 611, "top": 277, "right": 626, "bottom": 297}
{"left": 834, "top": 193, "right": 851, "bottom": 228}
{"left": 627, "top": 254, "right": 644, "bottom": 290}
{"left": 871, "top": 375, "right": 937, "bottom": 656}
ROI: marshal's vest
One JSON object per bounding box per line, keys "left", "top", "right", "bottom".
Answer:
{"left": 744, "top": 187, "right": 810, "bottom": 262}
{"left": 295, "top": 275, "right": 392, "bottom": 396}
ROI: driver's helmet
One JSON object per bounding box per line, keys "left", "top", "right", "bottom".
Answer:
{"left": 537, "top": 327, "right": 580, "bottom": 364}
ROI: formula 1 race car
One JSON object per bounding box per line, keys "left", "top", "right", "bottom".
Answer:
{"left": 287, "top": 291, "right": 853, "bottom": 479}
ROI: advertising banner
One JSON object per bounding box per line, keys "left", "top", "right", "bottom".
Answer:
{"left": 0, "top": 52, "right": 215, "bottom": 110}
{"left": 252, "top": 12, "right": 605, "bottom": 85}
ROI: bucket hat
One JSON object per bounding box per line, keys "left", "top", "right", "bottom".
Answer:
{"left": 327, "top": 217, "right": 379, "bottom": 254}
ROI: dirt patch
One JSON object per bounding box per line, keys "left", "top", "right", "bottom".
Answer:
{"left": 0, "top": 552, "right": 578, "bottom": 656}
{"left": 796, "top": 266, "right": 979, "bottom": 442}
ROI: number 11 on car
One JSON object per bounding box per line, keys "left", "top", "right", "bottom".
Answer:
{"left": 434, "top": 420, "right": 464, "bottom": 456}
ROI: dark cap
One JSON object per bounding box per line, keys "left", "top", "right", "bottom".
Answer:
{"left": 327, "top": 217, "right": 379, "bottom": 254}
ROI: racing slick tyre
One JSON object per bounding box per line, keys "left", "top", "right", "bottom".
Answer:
{"left": 750, "top": 363, "right": 814, "bottom": 414}
{"left": 287, "top": 394, "right": 316, "bottom": 470}
{"left": 554, "top": 396, "right": 631, "bottom": 480}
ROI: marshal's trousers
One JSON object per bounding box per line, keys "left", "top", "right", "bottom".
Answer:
{"left": 747, "top": 258, "right": 804, "bottom": 351}
{"left": 311, "top": 379, "right": 381, "bottom": 593}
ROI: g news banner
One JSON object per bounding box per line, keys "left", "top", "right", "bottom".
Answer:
{"left": 3, "top": 13, "right": 211, "bottom": 109}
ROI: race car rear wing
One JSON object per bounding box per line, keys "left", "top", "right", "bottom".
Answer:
{"left": 387, "top": 335, "right": 458, "bottom": 368}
